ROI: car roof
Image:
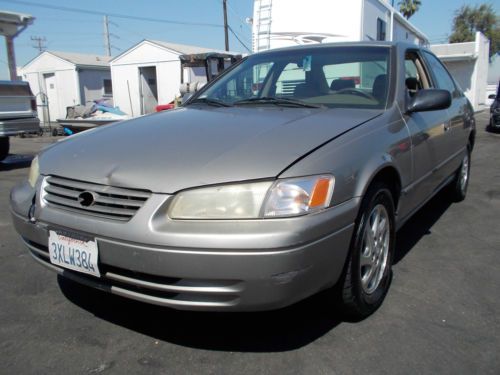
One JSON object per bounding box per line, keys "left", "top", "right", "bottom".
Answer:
{"left": 253, "top": 41, "right": 428, "bottom": 55}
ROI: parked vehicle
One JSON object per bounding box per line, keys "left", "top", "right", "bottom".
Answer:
{"left": 488, "top": 83, "right": 500, "bottom": 131}
{"left": 0, "top": 80, "right": 40, "bottom": 160}
{"left": 10, "top": 42, "right": 475, "bottom": 319}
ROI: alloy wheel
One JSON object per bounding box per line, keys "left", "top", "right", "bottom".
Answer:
{"left": 360, "top": 204, "right": 391, "bottom": 294}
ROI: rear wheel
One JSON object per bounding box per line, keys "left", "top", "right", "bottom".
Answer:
{"left": 450, "top": 145, "right": 471, "bottom": 202}
{"left": 0, "top": 136, "right": 9, "bottom": 161}
{"left": 340, "top": 182, "right": 395, "bottom": 320}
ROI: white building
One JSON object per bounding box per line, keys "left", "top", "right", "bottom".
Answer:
{"left": 19, "top": 51, "right": 112, "bottom": 122}
{"left": 110, "top": 40, "right": 232, "bottom": 116}
{"left": 431, "top": 32, "right": 490, "bottom": 111}
{"left": 252, "top": 0, "right": 429, "bottom": 52}
{"left": 486, "top": 53, "right": 499, "bottom": 105}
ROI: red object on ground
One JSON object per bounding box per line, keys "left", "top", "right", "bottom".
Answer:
{"left": 155, "top": 103, "right": 175, "bottom": 112}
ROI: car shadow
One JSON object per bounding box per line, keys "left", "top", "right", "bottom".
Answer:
{"left": 486, "top": 125, "right": 500, "bottom": 134}
{"left": 56, "top": 187, "right": 453, "bottom": 352}
{"left": 58, "top": 276, "right": 343, "bottom": 352}
{"left": 393, "top": 188, "right": 452, "bottom": 264}
{"left": 0, "top": 154, "right": 34, "bottom": 171}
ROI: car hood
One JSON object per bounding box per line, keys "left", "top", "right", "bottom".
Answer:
{"left": 39, "top": 106, "right": 381, "bottom": 193}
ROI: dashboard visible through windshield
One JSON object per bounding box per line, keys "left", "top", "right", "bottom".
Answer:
{"left": 189, "top": 46, "right": 391, "bottom": 109}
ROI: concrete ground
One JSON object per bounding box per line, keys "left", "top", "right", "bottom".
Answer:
{"left": 1, "top": 112, "right": 499, "bottom": 374}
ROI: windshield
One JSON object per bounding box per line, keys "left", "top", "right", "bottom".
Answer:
{"left": 190, "top": 46, "right": 391, "bottom": 109}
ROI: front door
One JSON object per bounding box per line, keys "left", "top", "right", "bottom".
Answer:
{"left": 401, "top": 50, "right": 451, "bottom": 213}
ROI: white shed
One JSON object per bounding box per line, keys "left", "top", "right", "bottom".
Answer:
{"left": 252, "top": 0, "right": 429, "bottom": 52}
{"left": 431, "top": 32, "right": 490, "bottom": 111}
{"left": 110, "top": 40, "right": 229, "bottom": 116}
{"left": 19, "top": 51, "right": 112, "bottom": 122}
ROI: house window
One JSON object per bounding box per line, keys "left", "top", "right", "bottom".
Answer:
{"left": 103, "top": 79, "right": 113, "bottom": 96}
{"left": 377, "top": 18, "right": 386, "bottom": 41}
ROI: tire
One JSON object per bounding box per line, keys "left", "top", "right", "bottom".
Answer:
{"left": 340, "top": 182, "right": 395, "bottom": 320}
{"left": 0, "top": 136, "right": 9, "bottom": 161}
{"left": 450, "top": 145, "right": 471, "bottom": 202}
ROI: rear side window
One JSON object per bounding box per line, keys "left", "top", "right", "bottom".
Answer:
{"left": 422, "top": 51, "right": 457, "bottom": 96}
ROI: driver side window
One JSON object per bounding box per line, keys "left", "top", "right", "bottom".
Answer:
{"left": 404, "top": 51, "right": 431, "bottom": 97}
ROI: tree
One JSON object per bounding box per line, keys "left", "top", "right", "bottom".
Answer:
{"left": 398, "top": 0, "right": 422, "bottom": 20}
{"left": 449, "top": 4, "right": 499, "bottom": 57}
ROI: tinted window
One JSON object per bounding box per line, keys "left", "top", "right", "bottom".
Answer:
{"left": 423, "top": 51, "right": 457, "bottom": 95}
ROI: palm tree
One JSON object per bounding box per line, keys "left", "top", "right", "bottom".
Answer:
{"left": 398, "top": 0, "right": 422, "bottom": 20}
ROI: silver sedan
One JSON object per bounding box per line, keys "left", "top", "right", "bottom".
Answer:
{"left": 10, "top": 42, "right": 475, "bottom": 319}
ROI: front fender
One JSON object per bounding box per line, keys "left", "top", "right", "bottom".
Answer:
{"left": 279, "top": 113, "right": 411, "bottom": 213}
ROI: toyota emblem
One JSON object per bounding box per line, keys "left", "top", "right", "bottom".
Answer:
{"left": 78, "top": 191, "right": 97, "bottom": 207}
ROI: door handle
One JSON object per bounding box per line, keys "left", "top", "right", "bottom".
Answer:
{"left": 444, "top": 121, "right": 451, "bottom": 132}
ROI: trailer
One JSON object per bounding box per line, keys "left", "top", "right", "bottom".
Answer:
{"left": 252, "top": 0, "right": 429, "bottom": 52}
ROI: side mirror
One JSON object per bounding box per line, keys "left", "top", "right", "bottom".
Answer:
{"left": 407, "top": 89, "right": 451, "bottom": 114}
{"left": 488, "top": 94, "right": 497, "bottom": 99}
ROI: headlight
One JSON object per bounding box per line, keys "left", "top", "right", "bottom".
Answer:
{"left": 28, "top": 156, "right": 39, "bottom": 188}
{"left": 263, "top": 175, "right": 335, "bottom": 217}
{"left": 168, "top": 175, "right": 334, "bottom": 220}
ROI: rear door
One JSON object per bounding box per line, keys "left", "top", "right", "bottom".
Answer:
{"left": 421, "top": 51, "right": 470, "bottom": 181}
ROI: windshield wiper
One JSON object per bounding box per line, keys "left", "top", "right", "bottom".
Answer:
{"left": 187, "top": 97, "right": 233, "bottom": 107}
{"left": 233, "top": 97, "right": 323, "bottom": 108}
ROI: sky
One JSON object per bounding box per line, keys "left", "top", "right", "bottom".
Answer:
{"left": 0, "top": 0, "right": 499, "bottom": 79}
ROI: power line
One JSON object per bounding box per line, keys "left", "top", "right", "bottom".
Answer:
{"left": 228, "top": 26, "right": 251, "bottom": 53}
{"left": 230, "top": 26, "right": 252, "bottom": 44}
{"left": 225, "top": 0, "right": 252, "bottom": 31}
{"left": 113, "top": 22, "right": 147, "bottom": 40}
{"left": 2, "top": 0, "right": 223, "bottom": 28}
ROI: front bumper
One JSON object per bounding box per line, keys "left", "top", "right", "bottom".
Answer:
{"left": 10, "top": 180, "right": 358, "bottom": 311}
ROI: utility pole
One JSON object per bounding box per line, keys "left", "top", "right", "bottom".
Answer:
{"left": 1, "top": 12, "right": 34, "bottom": 80}
{"left": 31, "top": 36, "right": 46, "bottom": 52}
{"left": 223, "top": 0, "right": 229, "bottom": 51}
{"left": 103, "top": 15, "right": 111, "bottom": 56}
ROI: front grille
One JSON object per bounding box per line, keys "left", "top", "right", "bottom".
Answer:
{"left": 42, "top": 176, "right": 151, "bottom": 221}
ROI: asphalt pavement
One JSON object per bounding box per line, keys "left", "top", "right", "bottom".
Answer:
{"left": 1, "top": 112, "right": 499, "bottom": 374}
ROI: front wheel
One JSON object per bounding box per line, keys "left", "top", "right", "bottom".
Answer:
{"left": 340, "top": 182, "right": 395, "bottom": 320}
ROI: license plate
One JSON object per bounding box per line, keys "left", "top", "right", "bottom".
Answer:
{"left": 48, "top": 230, "right": 100, "bottom": 277}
